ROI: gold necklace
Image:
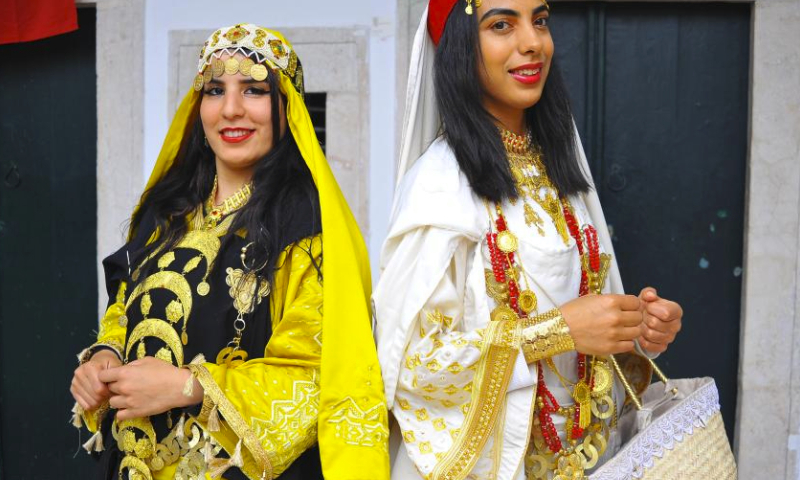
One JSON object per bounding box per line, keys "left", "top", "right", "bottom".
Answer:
{"left": 501, "top": 129, "right": 570, "bottom": 245}
{"left": 203, "top": 175, "right": 253, "bottom": 229}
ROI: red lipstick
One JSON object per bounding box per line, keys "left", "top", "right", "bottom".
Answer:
{"left": 220, "top": 128, "right": 255, "bottom": 144}
{"left": 509, "top": 63, "right": 544, "bottom": 85}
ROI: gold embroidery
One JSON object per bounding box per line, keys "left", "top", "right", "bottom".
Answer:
{"left": 155, "top": 347, "right": 172, "bottom": 363}
{"left": 426, "top": 360, "right": 442, "bottom": 373}
{"left": 397, "top": 398, "right": 412, "bottom": 411}
{"left": 157, "top": 251, "right": 175, "bottom": 270}
{"left": 446, "top": 363, "right": 464, "bottom": 374}
{"left": 326, "top": 397, "right": 389, "bottom": 450}
{"left": 126, "top": 271, "right": 193, "bottom": 322}
{"left": 165, "top": 300, "right": 183, "bottom": 323}
{"left": 126, "top": 319, "right": 185, "bottom": 366}
{"left": 251, "top": 379, "right": 319, "bottom": 471}
{"left": 182, "top": 255, "right": 202, "bottom": 274}
{"left": 415, "top": 408, "right": 429, "bottom": 422}
{"left": 419, "top": 441, "right": 433, "bottom": 454}
{"left": 188, "top": 363, "right": 273, "bottom": 480}
{"left": 433, "top": 418, "right": 447, "bottom": 431}
{"left": 431, "top": 319, "right": 520, "bottom": 480}
{"left": 403, "top": 431, "right": 416, "bottom": 443}
{"left": 426, "top": 310, "right": 453, "bottom": 329}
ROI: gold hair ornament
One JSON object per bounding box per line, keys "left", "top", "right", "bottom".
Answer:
{"left": 465, "top": 0, "right": 482, "bottom": 15}
{"left": 193, "top": 24, "right": 304, "bottom": 95}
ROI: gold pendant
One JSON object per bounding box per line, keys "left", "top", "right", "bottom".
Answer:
{"left": 573, "top": 381, "right": 592, "bottom": 429}
{"left": 196, "top": 282, "right": 210, "bottom": 296}
{"left": 181, "top": 331, "right": 189, "bottom": 345}
{"left": 496, "top": 230, "right": 518, "bottom": 253}
{"left": 518, "top": 289, "right": 538, "bottom": 314}
{"left": 216, "top": 346, "right": 249, "bottom": 367}
{"left": 484, "top": 269, "right": 509, "bottom": 304}
{"left": 591, "top": 360, "right": 613, "bottom": 397}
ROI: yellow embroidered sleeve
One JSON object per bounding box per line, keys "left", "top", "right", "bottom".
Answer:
{"left": 74, "top": 281, "right": 129, "bottom": 433}
{"left": 190, "top": 236, "right": 322, "bottom": 480}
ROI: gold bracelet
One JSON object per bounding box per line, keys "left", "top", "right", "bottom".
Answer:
{"left": 520, "top": 308, "right": 575, "bottom": 363}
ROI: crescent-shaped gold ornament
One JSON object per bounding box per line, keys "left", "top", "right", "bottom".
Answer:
{"left": 125, "top": 318, "right": 185, "bottom": 366}
{"left": 175, "top": 230, "right": 221, "bottom": 271}
{"left": 126, "top": 270, "right": 193, "bottom": 323}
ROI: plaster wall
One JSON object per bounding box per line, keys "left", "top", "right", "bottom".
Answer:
{"left": 737, "top": 2, "right": 800, "bottom": 478}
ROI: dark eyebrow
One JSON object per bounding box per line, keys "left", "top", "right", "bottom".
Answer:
{"left": 480, "top": 8, "right": 519, "bottom": 22}
{"left": 480, "top": 5, "right": 549, "bottom": 23}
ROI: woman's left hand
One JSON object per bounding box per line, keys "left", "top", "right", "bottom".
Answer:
{"left": 98, "top": 357, "right": 203, "bottom": 421}
{"left": 637, "top": 287, "right": 683, "bottom": 354}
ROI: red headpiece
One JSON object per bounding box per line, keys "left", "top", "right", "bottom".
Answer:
{"left": 427, "top": 0, "right": 459, "bottom": 46}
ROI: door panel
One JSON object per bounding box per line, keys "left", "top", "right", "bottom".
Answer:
{"left": 0, "top": 8, "right": 98, "bottom": 478}
{"left": 552, "top": 3, "right": 749, "bottom": 441}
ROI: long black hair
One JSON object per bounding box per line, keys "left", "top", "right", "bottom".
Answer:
{"left": 434, "top": 5, "right": 590, "bottom": 203}
{"left": 129, "top": 66, "right": 320, "bottom": 284}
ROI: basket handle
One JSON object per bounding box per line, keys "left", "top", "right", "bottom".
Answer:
{"left": 608, "top": 354, "right": 677, "bottom": 411}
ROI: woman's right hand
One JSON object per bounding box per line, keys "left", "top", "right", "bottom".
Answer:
{"left": 560, "top": 294, "right": 643, "bottom": 356}
{"left": 70, "top": 349, "right": 122, "bottom": 411}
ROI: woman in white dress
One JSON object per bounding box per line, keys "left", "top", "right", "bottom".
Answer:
{"left": 374, "top": 1, "right": 684, "bottom": 478}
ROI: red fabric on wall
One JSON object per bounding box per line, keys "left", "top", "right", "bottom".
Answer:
{"left": 0, "top": 0, "right": 78, "bottom": 45}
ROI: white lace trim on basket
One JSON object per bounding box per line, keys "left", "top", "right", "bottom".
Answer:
{"left": 590, "top": 380, "right": 720, "bottom": 480}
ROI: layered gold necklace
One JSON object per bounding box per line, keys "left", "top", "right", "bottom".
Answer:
{"left": 202, "top": 175, "right": 253, "bottom": 230}
{"left": 502, "top": 129, "right": 570, "bottom": 245}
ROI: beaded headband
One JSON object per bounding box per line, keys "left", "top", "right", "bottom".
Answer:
{"left": 192, "top": 23, "right": 304, "bottom": 95}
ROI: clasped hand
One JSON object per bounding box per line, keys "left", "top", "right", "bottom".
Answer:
{"left": 560, "top": 287, "right": 682, "bottom": 356}
{"left": 70, "top": 353, "right": 202, "bottom": 421}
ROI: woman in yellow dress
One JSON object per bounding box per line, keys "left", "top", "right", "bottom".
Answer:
{"left": 70, "top": 24, "right": 389, "bottom": 480}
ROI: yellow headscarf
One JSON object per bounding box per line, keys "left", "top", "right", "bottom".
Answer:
{"left": 141, "top": 24, "right": 389, "bottom": 479}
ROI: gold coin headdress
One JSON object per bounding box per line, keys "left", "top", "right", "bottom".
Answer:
{"left": 192, "top": 23, "right": 304, "bottom": 96}
{"left": 136, "top": 23, "right": 390, "bottom": 479}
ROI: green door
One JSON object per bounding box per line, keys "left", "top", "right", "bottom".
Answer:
{"left": 552, "top": 2, "right": 749, "bottom": 442}
{"left": 0, "top": 8, "right": 98, "bottom": 478}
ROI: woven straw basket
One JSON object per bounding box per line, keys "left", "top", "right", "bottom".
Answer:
{"left": 591, "top": 376, "right": 737, "bottom": 480}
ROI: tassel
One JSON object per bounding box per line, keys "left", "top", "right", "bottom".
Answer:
{"left": 175, "top": 413, "right": 186, "bottom": 440}
{"left": 229, "top": 439, "right": 244, "bottom": 468}
{"left": 71, "top": 403, "right": 84, "bottom": 428}
{"left": 208, "top": 440, "right": 243, "bottom": 479}
{"left": 82, "top": 430, "right": 104, "bottom": 453}
{"left": 207, "top": 405, "right": 221, "bottom": 432}
{"left": 203, "top": 440, "right": 215, "bottom": 464}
